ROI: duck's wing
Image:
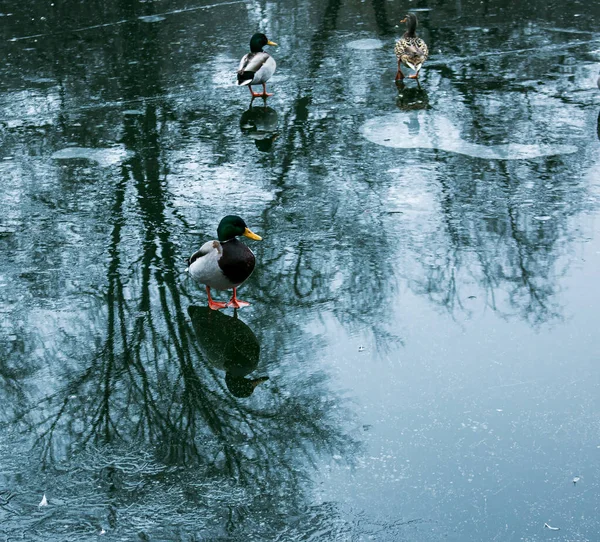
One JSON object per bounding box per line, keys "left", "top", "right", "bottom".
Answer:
{"left": 397, "top": 36, "right": 428, "bottom": 71}
{"left": 414, "top": 37, "right": 428, "bottom": 59}
{"left": 395, "top": 37, "right": 428, "bottom": 60}
{"left": 394, "top": 38, "right": 407, "bottom": 59}
{"left": 237, "top": 52, "right": 271, "bottom": 86}
{"left": 238, "top": 53, "right": 250, "bottom": 73}
{"left": 187, "top": 240, "right": 220, "bottom": 268}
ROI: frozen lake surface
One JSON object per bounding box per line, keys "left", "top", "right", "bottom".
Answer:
{"left": 1, "top": 0, "right": 600, "bottom": 540}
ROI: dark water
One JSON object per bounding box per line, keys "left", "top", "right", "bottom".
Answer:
{"left": 1, "top": 0, "right": 600, "bottom": 540}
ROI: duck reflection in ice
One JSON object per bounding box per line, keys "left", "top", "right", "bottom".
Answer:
{"left": 396, "top": 82, "right": 429, "bottom": 111}
{"left": 240, "top": 104, "right": 279, "bottom": 151}
{"left": 188, "top": 305, "right": 269, "bottom": 397}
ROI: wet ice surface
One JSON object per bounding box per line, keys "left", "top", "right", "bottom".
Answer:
{"left": 361, "top": 113, "right": 579, "bottom": 159}
{"left": 1, "top": 0, "right": 600, "bottom": 540}
{"left": 239, "top": 105, "right": 279, "bottom": 150}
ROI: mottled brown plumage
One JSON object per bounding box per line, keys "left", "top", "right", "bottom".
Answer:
{"left": 395, "top": 13, "right": 428, "bottom": 81}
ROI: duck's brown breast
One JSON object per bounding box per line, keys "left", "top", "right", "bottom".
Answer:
{"left": 218, "top": 239, "right": 256, "bottom": 285}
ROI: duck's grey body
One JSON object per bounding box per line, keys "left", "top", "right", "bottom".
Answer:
{"left": 237, "top": 52, "right": 276, "bottom": 86}
{"left": 187, "top": 239, "right": 256, "bottom": 291}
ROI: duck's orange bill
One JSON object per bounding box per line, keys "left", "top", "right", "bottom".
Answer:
{"left": 400, "top": 17, "right": 407, "bottom": 23}
{"left": 267, "top": 40, "right": 278, "bottom": 46}
{"left": 243, "top": 227, "right": 262, "bottom": 241}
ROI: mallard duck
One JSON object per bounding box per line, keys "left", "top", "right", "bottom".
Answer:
{"left": 187, "top": 215, "right": 262, "bottom": 310}
{"left": 188, "top": 306, "right": 269, "bottom": 397}
{"left": 237, "top": 33, "right": 277, "bottom": 99}
{"left": 395, "top": 13, "right": 428, "bottom": 81}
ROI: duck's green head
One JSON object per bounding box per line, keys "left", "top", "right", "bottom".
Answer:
{"left": 250, "top": 33, "right": 278, "bottom": 53}
{"left": 400, "top": 13, "right": 418, "bottom": 36}
{"left": 217, "top": 215, "right": 262, "bottom": 242}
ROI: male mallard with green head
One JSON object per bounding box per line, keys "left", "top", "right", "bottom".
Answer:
{"left": 187, "top": 216, "right": 262, "bottom": 310}
{"left": 395, "top": 13, "right": 428, "bottom": 81}
{"left": 237, "top": 33, "right": 277, "bottom": 99}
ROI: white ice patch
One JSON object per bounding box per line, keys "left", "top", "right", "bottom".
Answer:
{"left": 346, "top": 39, "right": 384, "bottom": 50}
{"left": 138, "top": 15, "right": 166, "bottom": 23}
{"left": 360, "top": 112, "right": 578, "bottom": 160}
{"left": 207, "top": 54, "right": 239, "bottom": 88}
{"left": 51, "top": 146, "right": 132, "bottom": 167}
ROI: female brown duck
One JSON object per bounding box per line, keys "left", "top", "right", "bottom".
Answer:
{"left": 395, "top": 13, "right": 429, "bottom": 81}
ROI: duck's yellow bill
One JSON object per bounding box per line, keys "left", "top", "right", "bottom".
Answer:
{"left": 243, "top": 227, "right": 262, "bottom": 241}
{"left": 267, "top": 40, "right": 278, "bottom": 46}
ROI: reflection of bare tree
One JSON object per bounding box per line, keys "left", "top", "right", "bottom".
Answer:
{"left": 7, "top": 98, "right": 359, "bottom": 541}
{"left": 371, "top": 0, "right": 393, "bottom": 35}
{"left": 386, "top": 8, "right": 594, "bottom": 326}
{"left": 0, "top": 6, "right": 363, "bottom": 540}
{"left": 378, "top": 8, "right": 595, "bottom": 325}
{"left": 25, "top": 92, "right": 356, "bottom": 450}
{"left": 241, "top": 0, "right": 405, "bottom": 352}
{"left": 404, "top": 153, "right": 583, "bottom": 324}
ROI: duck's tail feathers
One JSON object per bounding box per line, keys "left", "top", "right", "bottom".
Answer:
{"left": 403, "top": 56, "right": 425, "bottom": 71}
{"left": 237, "top": 71, "right": 254, "bottom": 86}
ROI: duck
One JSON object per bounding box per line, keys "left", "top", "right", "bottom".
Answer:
{"left": 187, "top": 215, "right": 262, "bottom": 310}
{"left": 188, "top": 306, "right": 269, "bottom": 398}
{"left": 237, "top": 33, "right": 278, "bottom": 99}
{"left": 394, "top": 13, "right": 429, "bottom": 81}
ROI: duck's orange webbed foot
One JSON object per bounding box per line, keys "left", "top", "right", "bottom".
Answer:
{"left": 227, "top": 287, "right": 250, "bottom": 309}
{"left": 206, "top": 286, "right": 227, "bottom": 310}
{"left": 249, "top": 86, "right": 265, "bottom": 98}
{"left": 259, "top": 83, "right": 273, "bottom": 97}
